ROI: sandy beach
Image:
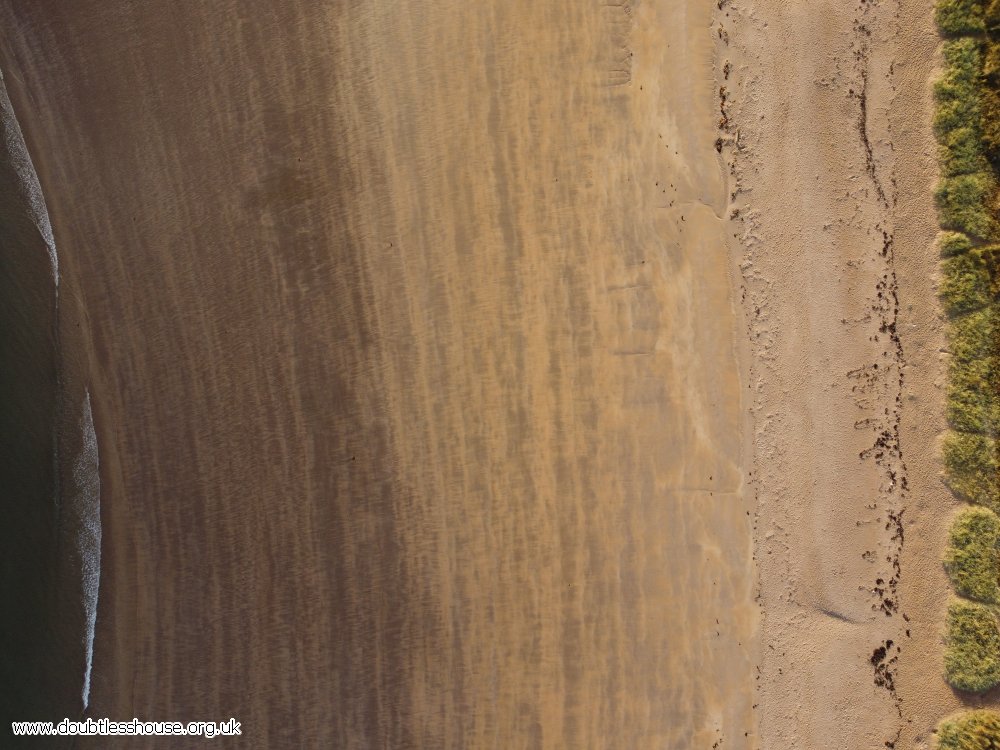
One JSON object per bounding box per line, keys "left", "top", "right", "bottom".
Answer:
{"left": 726, "top": 0, "right": 996, "bottom": 744}
{"left": 0, "top": 0, "right": 983, "bottom": 747}
{"left": 1, "top": 0, "right": 756, "bottom": 747}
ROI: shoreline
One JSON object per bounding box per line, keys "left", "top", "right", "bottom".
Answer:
{"left": 0, "top": 65, "right": 88, "bottom": 733}
{"left": 0, "top": 40, "right": 150, "bottom": 733}
{"left": 0, "top": 1, "right": 758, "bottom": 745}
{"left": 0, "top": 66, "right": 62, "bottom": 731}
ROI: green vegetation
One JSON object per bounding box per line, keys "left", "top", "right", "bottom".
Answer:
{"left": 937, "top": 710, "right": 1000, "bottom": 749}
{"left": 982, "top": 81, "right": 1000, "bottom": 165}
{"left": 944, "top": 431, "right": 1000, "bottom": 509}
{"left": 944, "top": 507, "right": 1000, "bottom": 603}
{"left": 937, "top": 173, "right": 1000, "bottom": 239}
{"left": 989, "top": 0, "right": 1000, "bottom": 32}
{"left": 937, "top": 0, "right": 986, "bottom": 35}
{"left": 934, "top": 39, "right": 999, "bottom": 238}
{"left": 951, "top": 307, "right": 999, "bottom": 365}
{"left": 936, "top": 39, "right": 989, "bottom": 178}
{"left": 986, "top": 40, "right": 1000, "bottom": 82}
{"left": 941, "top": 251, "right": 992, "bottom": 316}
{"left": 983, "top": 40, "right": 1000, "bottom": 162}
{"left": 936, "top": 0, "right": 1000, "bottom": 737}
{"left": 940, "top": 126, "right": 992, "bottom": 178}
{"left": 947, "top": 366, "right": 1000, "bottom": 433}
{"left": 944, "top": 600, "right": 1000, "bottom": 692}
{"left": 944, "top": 306, "right": 1000, "bottom": 434}
{"left": 934, "top": 39, "right": 983, "bottom": 143}
{"left": 941, "top": 231, "right": 976, "bottom": 257}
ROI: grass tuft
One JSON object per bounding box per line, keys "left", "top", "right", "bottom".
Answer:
{"left": 938, "top": 0, "right": 987, "bottom": 35}
{"left": 944, "top": 599, "right": 1000, "bottom": 692}
{"left": 942, "top": 306, "right": 1000, "bottom": 434}
{"left": 941, "top": 251, "right": 993, "bottom": 315}
{"left": 951, "top": 307, "right": 1000, "bottom": 365}
{"left": 986, "top": 41, "right": 1000, "bottom": 84}
{"left": 990, "top": 0, "right": 1000, "bottom": 32}
{"left": 935, "top": 39, "right": 984, "bottom": 140}
{"left": 944, "top": 431, "right": 1000, "bottom": 510}
{"left": 937, "top": 709, "right": 1000, "bottom": 749}
{"left": 941, "top": 231, "right": 976, "bottom": 257}
{"left": 936, "top": 173, "right": 1000, "bottom": 240}
{"left": 982, "top": 79, "right": 1000, "bottom": 165}
{"left": 948, "top": 365, "right": 1000, "bottom": 433}
{"left": 944, "top": 507, "right": 1000, "bottom": 603}
{"left": 941, "top": 125, "right": 992, "bottom": 177}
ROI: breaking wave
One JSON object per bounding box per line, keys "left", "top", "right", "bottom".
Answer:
{"left": 0, "top": 69, "right": 57, "bottom": 288}
{"left": 1, "top": 67, "right": 101, "bottom": 711}
{"left": 73, "top": 391, "right": 101, "bottom": 710}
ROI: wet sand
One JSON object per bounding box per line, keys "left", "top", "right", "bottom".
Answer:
{"left": 0, "top": 1, "right": 756, "bottom": 747}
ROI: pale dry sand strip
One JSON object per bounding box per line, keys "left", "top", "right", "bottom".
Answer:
{"left": 0, "top": 1, "right": 757, "bottom": 747}
{"left": 724, "top": 0, "right": 968, "bottom": 746}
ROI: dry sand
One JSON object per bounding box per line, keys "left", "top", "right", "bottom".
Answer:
{"left": 0, "top": 0, "right": 976, "bottom": 747}
{"left": 0, "top": 0, "right": 757, "bottom": 747}
{"left": 724, "top": 0, "right": 981, "bottom": 746}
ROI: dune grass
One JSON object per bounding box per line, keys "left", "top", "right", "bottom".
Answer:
{"left": 989, "top": 0, "right": 1000, "bottom": 32}
{"left": 944, "top": 507, "right": 1000, "bottom": 603}
{"left": 941, "top": 251, "right": 993, "bottom": 316}
{"left": 936, "top": 0, "right": 1000, "bottom": 736}
{"left": 944, "top": 600, "right": 1000, "bottom": 692}
{"left": 944, "top": 431, "right": 1000, "bottom": 510}
{"left": 983, "top": 40, "right": 1000, "bottom": 163}
{"left": 986, "top": 40, "right": 1000, "bottom": 83}
{"left": 951, "top": 307, "right": 999, "bottom": 364}
{"left": 945, "top": 304, "right": 1000, "bottom": 435}
{"left": 982, "top": 82, "right": 1000, "bottom": 167}
{"left": 937, "top": 709, "right": 1000, "bottom": 749}
{"left": 941, "top": 126, "right": 992, "bottom": 178}
{"left": 941, "top": 231, "right": 977, "bottom": 257}
{"left": 937, "top": 174, "right": 1000, "bottom": 239}
{"left": 948, "top": 366, "right": 1000, "bottom": 433}
{"left": 934, "top": 38, "right": 1000, "bottom": 239}
{"left": 937, "top": 0, "right": 986, "bottom": 35}
{"left": 935, "top": 39, "right": 983, "bottom": 138}
{"left": 937, "top": 38, "right": 989, "bottom": 177}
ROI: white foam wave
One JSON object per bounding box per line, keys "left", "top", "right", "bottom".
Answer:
{"left": 74, "top": 390, "right": 101, "bottom": 710}
{"left": 0, "top": 63, "right": 97, "bottom": 712}
{"left": 0, "top": 70, "right": 58, "bottom": 287}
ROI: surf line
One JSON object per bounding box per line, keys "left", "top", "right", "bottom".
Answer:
{"left": 0, "top": 67, "right": 102, "bottom": 711}
{"left": 76, "top": 390, "right": 101, "bottom": 710}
